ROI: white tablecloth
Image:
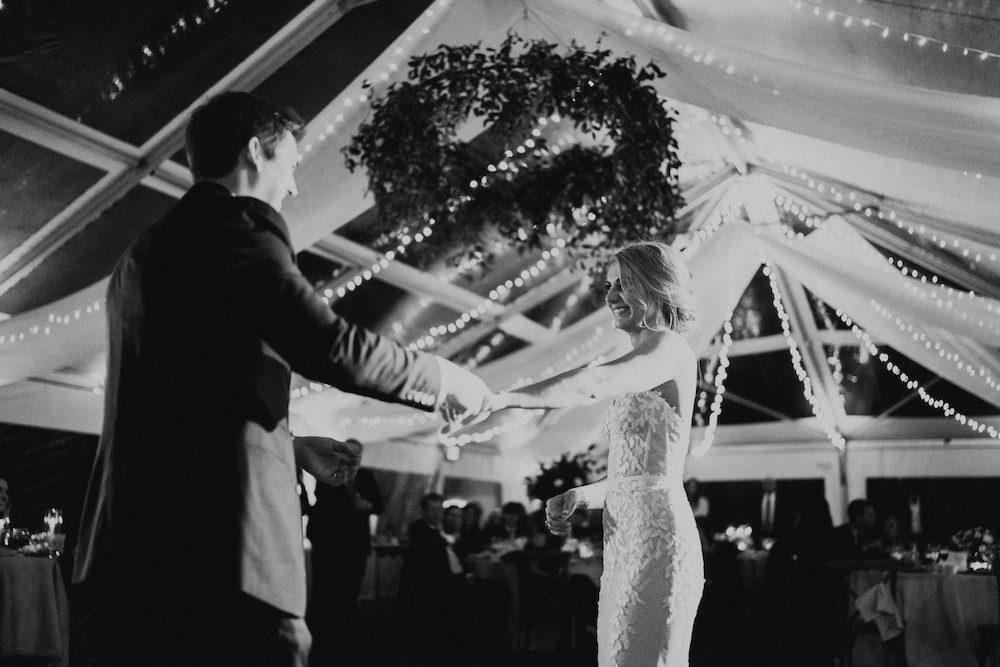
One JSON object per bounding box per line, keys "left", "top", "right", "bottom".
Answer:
{"left": 851, "top": 570, "right": 998, "bottom": 667}
{"left": 0, "top": 553, "right": 69, "bottom": 664}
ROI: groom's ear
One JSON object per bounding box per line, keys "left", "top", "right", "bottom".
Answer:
{"left": 243, "top": 136, "right": 266, "bottom": 172}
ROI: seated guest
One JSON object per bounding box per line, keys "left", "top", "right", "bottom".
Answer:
{"left": 483, "top": 501, "right": 530, "bottom": 542}
{"left": 458, "top": 502, "right": 486, "bottom": 554}
{"left": 442, "top": 504, "right": 463, "bottom": 536}
{"left": 879, "top": 514, "right": 909, "bottom": 556}
{"left": 828, "top": 498, "right": 881, "bottom": 560}
{"left": 400, "top": 492, "right": 469, "bottom": 664}
{"left": 527, "top": 507, "right": 564, "bottom": 553}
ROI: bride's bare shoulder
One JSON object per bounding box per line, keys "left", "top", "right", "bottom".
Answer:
{"left": 640, "top": 329, "right": 695, "bottom": 359}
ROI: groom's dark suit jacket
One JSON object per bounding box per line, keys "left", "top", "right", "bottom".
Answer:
{"left": 74, "top": 182, "right": 442, "bottom": 616}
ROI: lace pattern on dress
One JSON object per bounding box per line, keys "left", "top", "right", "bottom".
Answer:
{"left": 597, "top": 391, "right": 704, "bottom": 666}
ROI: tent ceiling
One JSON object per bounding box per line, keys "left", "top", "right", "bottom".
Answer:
{"left": 1, "top": 0, "right": 998, "bottom": 452}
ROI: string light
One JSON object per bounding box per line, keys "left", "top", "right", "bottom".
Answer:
{"left": 406, "top": 243, "right": 564, "bottom": 352}
{"left": 765, "top": 262, "right": 846, "bottom": 449}
{"left": 0, "top": 300, "right": 102, "bottom": 346}
{"left": 691, "top": 313, "right": 734, "bottom": 457}
{"left": 773, "top": 163, "right": 1000, "bottom": 272}
{"left": 100, "top": 0, "right": 233, "bottom": 103}
{"left": 837, "top": 310, "right": 1000, "bottom": 439}
{"left": 437, "top": 326, "right": 610, "bottom": 446}
{"left": 864, "top": 297, "right": 1000, "bottom": 393}
{"left": 318, "top": 115, "right": 568, "bottom": 312}
{"left": 299, "top": 0, "right": 453, "bottom": 154}
{"left": 792, "top": 0, "right": 1000, "bottom": 63}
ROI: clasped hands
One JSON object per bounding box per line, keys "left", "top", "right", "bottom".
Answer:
{"left": 436, "top": 357, "right": 508, "bottom": 430}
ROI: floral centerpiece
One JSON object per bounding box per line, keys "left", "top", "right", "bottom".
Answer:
{"left": 525, "top": 445, "right": 605, "bottom": 502}
{"left": 950, "top": 526, "right": 997, "bottom": 570}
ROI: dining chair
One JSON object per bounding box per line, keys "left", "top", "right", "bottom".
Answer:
{"left": 976, "top": 562, "right": 999, "bottom": 667}
{"left": 825, "top": 559, "right": 906, "bottom": 667}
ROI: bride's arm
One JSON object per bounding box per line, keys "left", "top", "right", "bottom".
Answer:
{"left": 494, "top": 331, "right": 693, "bottom": 410}
{"left": 573, "top": 479, "right": 609, "bottom": 509}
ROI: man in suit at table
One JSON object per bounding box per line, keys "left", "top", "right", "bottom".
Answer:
{"left": 73, "top": 92, "right": 491, "bottom": 666}
{"left": 753, "top": 476, "right": 793, "bottom": 539}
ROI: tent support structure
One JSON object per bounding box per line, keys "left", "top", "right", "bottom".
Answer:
{"left": 0, "top": 0, "right": 370, "bottom": 300}
{"left": 309, "top": 234, "right": 555, "bottom": 344}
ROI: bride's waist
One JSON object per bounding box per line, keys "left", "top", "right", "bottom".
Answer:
{"left": 607, "top": 474, "right": 685, "bottom": 492}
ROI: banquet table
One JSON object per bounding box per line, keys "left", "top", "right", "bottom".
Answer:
{"left": 0, "top": 551, "right": 70, "bottom": 665}
{"left": 850, "top": 569, "right": 998, "bottom": 667}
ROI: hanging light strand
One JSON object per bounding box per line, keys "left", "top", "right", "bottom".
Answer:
{"left": 836, "top": 309, "right": 1000, "bottom": 439}
{"left": 765, "top": 262, "right": 847, "bottom": 449}
{"left": 792, "top": 0, "right": 1000, "bottom": 63}
{"left": 691, "top": 314, "right": 734, "bottom": 457}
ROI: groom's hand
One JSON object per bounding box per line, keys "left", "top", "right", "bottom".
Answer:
{"left": 293, "top": 436, "right": 362, "bottom": 486}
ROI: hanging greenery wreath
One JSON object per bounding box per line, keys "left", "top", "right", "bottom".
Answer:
{"left": 344, "top": 34, "right": 684, "bottom": 275}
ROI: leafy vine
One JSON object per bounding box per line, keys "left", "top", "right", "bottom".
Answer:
{"left": 344, "top": 34, "right": 684, "bottom": 274}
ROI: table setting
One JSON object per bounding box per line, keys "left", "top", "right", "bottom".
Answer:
{"left": 0, "top": 508, "right": 70, "bottom": 665}
{"left": 849, "top": 527, "right": 998, "bottom": 667}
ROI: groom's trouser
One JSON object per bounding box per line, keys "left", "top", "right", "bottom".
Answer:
{"left": 75, "top": 580, "right": 310, "bottom": 666}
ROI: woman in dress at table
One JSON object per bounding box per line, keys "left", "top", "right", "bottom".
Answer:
{"left": 486, "top": 242, "right": 704, "bottom": 666}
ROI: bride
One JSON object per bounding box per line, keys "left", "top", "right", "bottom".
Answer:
{"left": 487, "top": 241, "right": 704, "bottom": 666}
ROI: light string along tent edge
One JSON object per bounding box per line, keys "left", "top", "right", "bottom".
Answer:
{"left": 690, "top": 311, "right": 734, "bottom": 458}
{"left": 836, "top": 310, "right": 1000, "bottom": 440}
{"left": 768, "top": 185, "right": 1000, "bottom": 391}
{"left": 764, "top": 261, "right": 847, "bottom": 450}
{"left": 701, "top": 109, "right": 998, "bottom": 265}
{"left": 792, "top": 0, "right": 1000, "bottom": 61}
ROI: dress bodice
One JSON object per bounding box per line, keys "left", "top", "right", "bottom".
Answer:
{"left": 601, "top": 390, "right": 690, "bottom": 482}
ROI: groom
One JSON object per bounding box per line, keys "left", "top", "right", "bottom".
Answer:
{"left": 73, "top": 92, "right": 490, "bottom": 665}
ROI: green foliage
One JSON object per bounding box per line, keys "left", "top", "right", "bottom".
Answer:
{"left": 525, "top": 445, "right": 606, "bottom": 502}
{"left": 344, "top": 34, "right": 684, "bottom": 275}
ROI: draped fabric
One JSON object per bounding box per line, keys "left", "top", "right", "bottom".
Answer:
{"left": 3, "top": 0, "right": 1000, "bottom": 444}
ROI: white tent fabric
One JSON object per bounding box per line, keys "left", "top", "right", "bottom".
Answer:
{"left": 1, "top": 0, "right": 1000, "bottom": 452}
{"left": 754, "top": 218, "right": 1000, "bottom": 409}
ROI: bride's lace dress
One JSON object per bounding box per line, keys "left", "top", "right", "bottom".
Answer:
{"left": 598, "top": 390, "right": 704, "bottom": 666}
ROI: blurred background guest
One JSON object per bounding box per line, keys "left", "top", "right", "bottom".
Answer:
{"left": 828, "top": 498, "right": 881, "bottom": 560}
{"left": 442, "top": 504, "right": 463, "bottom": 537}
{"left": 879, "top": 514, "right": 909, "bottom": 557}
{"left": 685, "top": 477, "right": 710, "bottom": 521}
{"left": 399, "top": 492, "right": 469, "bottom": 665}
{"left": 0, "top": 477, "right": 8, "bottom": 519}
{"left": 685, "top": 477, "right": 712, "bottom": 556}
{"left": 454, "top": 501, "right": 486, "bottom": 562}
{"left": 755, "top": 476, "right": 796, "bottom": 539}
{"left": 483, "top": 501, "right": 530, "bottom": 543}
{"left": 306, "top": 455, "right": 384, "bottom": 666}
{"left": 762, "top": 494, "right": 836, "bottom": 666}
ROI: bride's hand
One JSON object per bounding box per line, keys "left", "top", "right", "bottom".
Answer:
{"left": 545, "top": 489, "right": 585, "bottom": 536}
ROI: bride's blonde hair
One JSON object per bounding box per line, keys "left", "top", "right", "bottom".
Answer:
{"left": 612, "top": 242, "right": 697, "bottom": 333}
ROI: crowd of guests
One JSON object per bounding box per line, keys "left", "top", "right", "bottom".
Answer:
{"left": 395, "top": 493, "right": 601, "bottom": 665}
{"left": 685, "top": 477, "right": 920, "bottom": 667}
